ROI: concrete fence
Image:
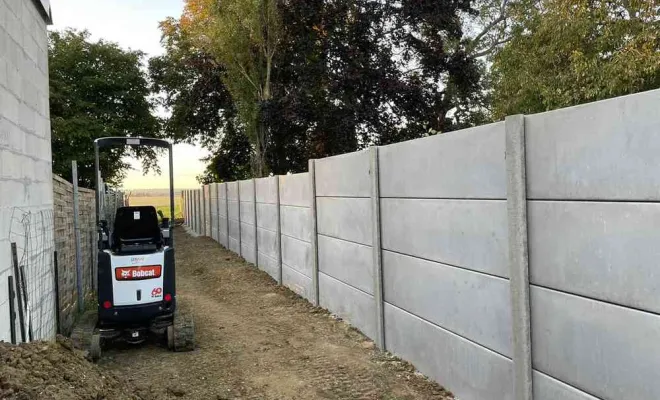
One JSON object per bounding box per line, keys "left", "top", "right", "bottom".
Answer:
{"left": 182, "top": 89, "right": 660, "bottom": 400}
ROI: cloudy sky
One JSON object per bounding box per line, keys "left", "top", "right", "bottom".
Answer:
{"left": 50, "top": 0, "right": 208, "bottom": 190}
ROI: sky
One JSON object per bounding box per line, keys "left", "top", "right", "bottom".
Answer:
{"left": 50, "top": 0, "right": 208, "bottom": 190}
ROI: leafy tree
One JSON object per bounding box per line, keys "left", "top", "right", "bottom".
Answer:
{"left": 491, "top": 0, "right": 660, "bottom": 119}
{"left": 49, "top": 29, "right": 161, "bottom": 188}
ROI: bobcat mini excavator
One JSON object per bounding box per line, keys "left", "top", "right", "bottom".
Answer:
{"left": 88, "top": 137, "right": 194, "bottom": 360}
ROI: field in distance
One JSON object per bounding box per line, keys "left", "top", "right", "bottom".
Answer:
{"left": 128, "top": 189, "right": 185, "bottom": 219}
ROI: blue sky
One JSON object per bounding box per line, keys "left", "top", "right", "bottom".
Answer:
{"left": 50, "top": 0, "right": 208, "bottom": 190}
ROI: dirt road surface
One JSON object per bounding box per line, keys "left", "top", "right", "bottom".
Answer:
{"left": 100, "top": 228, "right": 452, "bottom": 400}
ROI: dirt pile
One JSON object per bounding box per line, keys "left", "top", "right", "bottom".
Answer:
{"left": 0, "top": 336, "right": 154, "bottom": 400}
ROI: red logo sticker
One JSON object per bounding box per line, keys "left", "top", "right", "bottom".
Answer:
{"left": 151, "top": 287, "right": 163, "bottom": 298}
{"left": 115, "top": 265, "right": 162, "bottom": 281}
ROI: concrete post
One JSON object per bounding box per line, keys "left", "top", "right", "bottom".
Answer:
{"left": 71, "top": 161, "right": 84, "bottom": 313}
{"left": 505, "top": 114, "right": 533, "bottom": 400}
{"left": 225, "top": 183, "right": 230, "bottom": 247}
{"left": 216, "top": 184, "right": 222, "bottom": 243}
{"left": 274, "top": 176, "right": 283, "bottom": 285}
{"left": 370, "top": 147, "right": 385, "bottom": 350}
{"left": 253, "top": 179, "right": 258, "bottom": 267}
{"left": 237, "top": 182, "right": 242, "bottom": 258}
{"left": 309, "top": 160, "right": 320, "bottom": 306}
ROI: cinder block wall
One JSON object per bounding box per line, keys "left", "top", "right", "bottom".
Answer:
{"left": 52, "top": 175, "right": 97, "bottom": 335}
{"left": 0, "top": 0, "right": 54, "bottom": 342}
{"left": 190, "top": 89, "right": 660, "bottom": 400}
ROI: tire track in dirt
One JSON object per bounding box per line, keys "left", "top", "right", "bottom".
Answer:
{"left": 99, "top": 228, "right": 453, "bottom": 399}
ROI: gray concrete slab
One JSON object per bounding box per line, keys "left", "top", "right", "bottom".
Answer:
{"left": 258, "top": 252, "right": 280, "bottom": 281}
{"left": 255, "top": 176, "right": 278, "bottom": 204}
{"left": 315, "top": 149, "right": 371, "bottom": 197}
{"left": 228, "top": 237, "right": 240, "bottom": 254}
{"left": 227, "top": 181, "right": 239, "bottom": 201}
{"left": 279, "top": 173, "right": 311, "bottom": 207}
{"left": 280, "top": 205, "right": 312, "bottom": 243}
{"left": 282, "top": 264, "right": 313, "bottom": 300}
{"left": 257, "top": 227, "right": 279, "bottom": 259}
{"left": 241, "top": 242, "right": 256, "bottom": 264}
{"left": 228, "top": 200, "right": 239, "bottom": 221}
{"left": 218, "top": 182, "right": 227, "bottom": 199}
{"left": 319, "top": 272, "right": 377, "bottom": 339}
{"left": 240, "top": 200, "right": 256, "bottom": 225}
{"left": 281, "top": 234, "right": 312, "bottom": 278}
{"left": 240, "top": 221, "right": 255, "bottom": 245}
{"left": 526, "top": 89, "right": 660, "bottom": 200}
{"left": 531, "top": 285, "right": 660, "bottom": 400}
{"left": 218, "top": 199, "right": 227, "bottom": 217}
{"left": 318, "top": 234, "right": 374, "bottom": 295}
{"left": 533, "top": 371, "right": 600, "bottom": 400}
{"left": 379, "top": 122, "right": 506, "bottom": 199}
{"left": 385, "top": 303, "right": 513, "bottom": 400}
{"left": 256, "top": 203, "right": 278, "bottom": 231}
{"left": 381, "top": 198, "right": 508, "bottom": 278}
{"left": 239, "top": 179, "right": 255, "bottom": 201}
{"left": 383, "top": 250, "right": 512, "bottom": 357}
{"left": 529, "top": 200, "right": 660, "bottom": 313}
{"left": 317, "top": 197, "right": 372, "bottom": 246}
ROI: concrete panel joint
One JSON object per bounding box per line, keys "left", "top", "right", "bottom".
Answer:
{"left": 370, "top": 147, "right": 385, "bottom": 350}
{"left": 309, "top": 160, "right": 320, "bottom": 306}
{"left": 506, "top": 114, "right": 533, "bottom": 400}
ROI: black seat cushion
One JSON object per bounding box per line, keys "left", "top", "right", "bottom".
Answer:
{"left": 112, "top": 206, "right": 162, "bottom": 251}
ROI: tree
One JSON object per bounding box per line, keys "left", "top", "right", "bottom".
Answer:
{"left": 49, "top": 30, "right": 161, "bottom": 187}
{"left": 491, "top": 0, "right": 660, "bottom": 119}
{"left": 181, "top": 0, "right": 281, "bottom": 177}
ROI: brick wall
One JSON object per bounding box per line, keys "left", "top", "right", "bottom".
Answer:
{"left": 53, "top": 175, "right": 97, "bottom": 335}
{"left": 0, "top": 0, "right": 54, "bottom": 342}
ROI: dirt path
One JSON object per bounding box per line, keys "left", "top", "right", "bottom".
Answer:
{"left": 99, "top": 228, "right": 451, "bottom": 400}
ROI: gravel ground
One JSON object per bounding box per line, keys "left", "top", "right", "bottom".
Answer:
{"left": 98, "top": 228, "right": 453, "bottom": 400}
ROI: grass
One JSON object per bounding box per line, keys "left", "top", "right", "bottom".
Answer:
{"left": 129, "top": 195, "right": 184, "bottom": 219}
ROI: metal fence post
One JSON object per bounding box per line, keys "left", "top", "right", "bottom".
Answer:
{"left": 506, "top": 114, "right": 533, "bottom": 400}
{"left": 275, "top": 176, "right": 283, "bottom": 285}
{"left": 72, "top": 161, "right": 84, "bottom": 313}
{"left": 309, "top": 160, "right": 320, "bottom": 306}
{"left": 370, "top": 147, "right": 385, "bottom": 350}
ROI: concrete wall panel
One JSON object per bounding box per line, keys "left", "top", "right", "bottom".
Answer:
{"left": 228, "top": 219, "right": 240, "bottom": 246}
{"left": 283, "top": 264, "right": 313, "bottom": 300}
{"left": 240, "top": 201, "right": 256, "bottom": 225}
{"left": 258, "top": 252, "right": 279, "bottom": 281}
{"left": 227, "top": 182, "right": 239, "bottom": 201}
{"left": 256, "top": 176, "right": 278, "bottom": 204}
{"left": 228, "top": 200, "right": 239, "bottom": 221}
{"left": 315, "top": 150, "right": 371, "bottom": 197}
{"left": 281, "top": 234, "right": 312, "bottom": 277}
{"left": 531, "top": 286, "right": 660, "bottom": 400}
{"left": 218, "top": 183, "right": 227, "bottom": 199}
{"left": 319, "top": 273, "right": 377, "bottom": 339}
{"left": 526, "top": 90, "right": 660, "bottom": 200}
{"left": 241, "top": 242, "right": 256, "bottom": 265}
{"left": 241, "top": 222, "right": 255, "bottom": 245}
{"left": 280, "top": 205, "right": 312, "bottom": 242}
{"left": 257, "top": 228, "right": 279, "bottom": 259}
{"left": 279, "top": 173, "right": 311, "bottom": 207}
{"left": 381, "top": 198, "right": 508, "bottom": 278}
{"left": 317, "top": 197, "right": 372, "bottom": 245}
{"left": 385, "top": 303, "right": 513, "bottom": 400}
{"left": 256, "top": 203, "right": 278, "bottom": 231}
{"left": 318, "top": 235, "right": 373, "bottom": 295}
{"left": 533, "top": 371, "right": 600, "bottom": 400}
{"left": 239, "top": 179, "right": 255, "bottom": 201}
{"left": 379, "top": 122, "right": 506, "bottom": 199}
{"left": 383, "top": 251, "right": 512, "bottom": 357}
{"left": 529, "top": 200, "right": 660, "bottom": 312}
{"left": 228, "top": 237, "right": 240, "bottom": 254}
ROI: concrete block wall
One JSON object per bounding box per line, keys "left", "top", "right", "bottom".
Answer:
{"left": 209, "top": 183, "right": 219, "bottom": 241}
{"left": 0, "top": 0, "right": 54, "bottom": 343}
{"left": 188, "top": 89, "right": 660, "bottom": 400}
{"left": 238, "top": 179, "right": 257, "bottom": 264}
{"left": 203, "top": 184, "right": 211, "bottom": 237}
{"left": 217, "top": 183, "right": 228, "bottom": 247}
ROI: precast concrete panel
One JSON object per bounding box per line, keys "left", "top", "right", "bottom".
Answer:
{"left": 256, "top": 203, "right": 278, "bottom": 232}
{"left": 383, "top": 250, "right": 512, "bottom": 357}
{"left": 241, "top": 241, "right": 256, "bottom": 264}
{"left": 319, "top": 272, "right": 377, "bottom": 339}
{"left": 258, "top": 252, "right": 279, "bottom": 281}
{"left": 384, "top": 303, "right": 513, "bottom": 400}
{"left": 257, "top": 228, "right": 279, "bottom": 259}
{"left": 529, "top": 200, "right": 660, "bottom": 312}
{"left": 241, "top": 222, "right": 255, "bottom": 246}
{"left": 381, "top": 198, "right": 508, "bottom": 278}
{"left": 318, "top": 234, "right": 373, "bottom": 295}
{"left": 533, "top": 371, "right": 600, "bottom": 400}
{"left": 283, "top": 264, "right": 313, "bottom": 300}
{"left": 531, "top": 285, "right": 660, "bottom": 400}
{"left": 315, "top": 150, "right": 371, "bottom": 197}
{"left": 280, "top": 205, "right": 313, "bottom": 242}
{"left": 210, "top": 183, "right": 219, "bottom": 241}
{"left": 316, "top": 197, "right": 372, "bottom": 246}
{"left": 240, "top": 203, "right": 256, "bottom": 225}
{"left": 255, "top": 177, "right": 278, "bottom": 204}
{"left": 526, "top": 89, "right": 660, "bottom": 200}
{"left": 204, "top": 185, "right": 211, "bottom": 236}
{"left": 281, "top": 234, "right": 312, "bottom": 277}
{"left": 279, "top": 173, "right": 311, "bottom": 207}
{"left": 238, "top": 179, "right": 255, "bottom": 201}
{"left": 227, "top": 181, "right": 239, "bottom": 200}
{"left": 379, "top": 122, "right": 506, "bottom": 199}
